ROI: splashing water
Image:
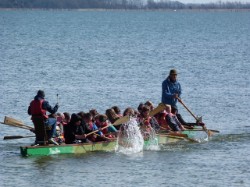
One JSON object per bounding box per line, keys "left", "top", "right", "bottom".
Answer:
{"left": 142, "top": 127, "right": 159, "bottom": 151}
{"left": 115, "top": 118, "right": 144, "bottom": 154}
{"left": 184, "top": 129, "right": 209, "bottom": 143}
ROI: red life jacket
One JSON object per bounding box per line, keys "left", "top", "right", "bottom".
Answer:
{"left": 101, "top": 122, "right": 109, "bottom": 135}
{"left": 143, "top": 116, "right": 152, "bottom": 126}
{"left": 30, "top": 99, "right": 48, "bottom": 119}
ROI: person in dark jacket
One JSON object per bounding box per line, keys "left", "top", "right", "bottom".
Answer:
{"left": 161, "top": 69, "right": 181, "bottom": 109}
{"left": 162, "top": 69, "right": 192, "bottom": 127}
{"left": 64, "top": 113, "right": 85, "bottom": 144}
{"left": 28, "top": 90, "right": 59, "bottom": 145}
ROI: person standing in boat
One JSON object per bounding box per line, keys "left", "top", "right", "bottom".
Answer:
{"left": 161, "top": 69, "right": 190, "bottom": 126}
{"left": 28, "top": 90, "right": 59, "bottom": 145}
{"left": 162, "top": 69, "right": 181, "bottom": 109}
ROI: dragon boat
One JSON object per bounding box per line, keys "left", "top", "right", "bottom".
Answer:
{"left": 1, "top": 116, "right": 218, "bottom": 157}
{"left": 20, "top": 131, "right": 199, "bottom": 157}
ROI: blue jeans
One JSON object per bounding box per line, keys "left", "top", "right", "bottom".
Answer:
{"left": 45, "top": 118, "right": 57, "bottom": 138}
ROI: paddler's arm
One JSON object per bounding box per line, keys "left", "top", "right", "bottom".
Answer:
{"left": 42, "top": 100, "right": 59, "bottom": 114}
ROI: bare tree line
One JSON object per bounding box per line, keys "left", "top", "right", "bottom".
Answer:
{"left": 0, "top": 0, "right": 250, "bottom": 9}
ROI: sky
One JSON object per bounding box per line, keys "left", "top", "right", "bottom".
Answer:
{"left": 177, "top": 0, "right": 250, "bottom": 3}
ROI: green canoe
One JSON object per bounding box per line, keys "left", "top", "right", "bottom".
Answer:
{"left": 20, "top": 133, "right": 194, "bottom": 157}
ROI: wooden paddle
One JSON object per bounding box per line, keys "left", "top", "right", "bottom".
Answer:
{"left": 160, "top": 123, "right": 201, "bottom": 140}
{"left": 149, "top": 103, "right": 166, "bottom": 117}
{"left": 3, "top": 116, "right": 33, "bottom": 130}
{"left": 94, "top": 133, "right": 113, "bottom": 141}
{"left": 3, "top": 135, "right": 35, "bottom": 140}
{"left": 85, "top": 115, "right": 130, "bottom": 137}
{"left": 1, "top": 122, "right": 31, "bottom": 130}
{"left": 167, "top": 132, "right": 190, "bottom": 138}
{"left": 177, "top": 98, "right": 213, "bottom": 136}
{"left": 159, "top": 134, "right": 199, "bottom": 143}
{"left": 184, "top": 128, "right": 220, "bottom": 133}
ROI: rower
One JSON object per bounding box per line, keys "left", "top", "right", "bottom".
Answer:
{"left": 165, "top": 105, "right": 185, "bottom": 131}
{"left": 28, "top": 90, "right": 59, "bottom": 145}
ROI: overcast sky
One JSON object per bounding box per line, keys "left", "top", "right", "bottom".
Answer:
{"left": 178, "top": 0, "right": 250, "bottom": 3}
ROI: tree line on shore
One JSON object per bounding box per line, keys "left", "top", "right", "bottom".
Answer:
{"left": 1, "top": 0, "right": 250, "bottom": 9}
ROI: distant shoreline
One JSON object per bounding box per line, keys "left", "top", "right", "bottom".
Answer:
{"left": 1, "top": 8, "right": 250, "bottom": 12}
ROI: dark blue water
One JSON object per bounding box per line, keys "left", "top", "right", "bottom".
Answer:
{"left": 0, "top": 10, "right": 250, "bottom": 186}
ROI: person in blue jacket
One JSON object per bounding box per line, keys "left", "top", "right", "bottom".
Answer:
{"left": 161, "top": 69, "right": 181, "bottom": 109}
{"left": 161, "top": 70, "right": 200, "bottom": 128}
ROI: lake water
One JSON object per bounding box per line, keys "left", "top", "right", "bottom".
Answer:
{"left": 0, "top": 10, "right": 250, "bottom": 187}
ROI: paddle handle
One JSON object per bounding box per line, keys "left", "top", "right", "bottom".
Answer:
{"left": 57, "top": 94, "right": 59, "bottom": 104}
{"left": 178, "top": 98, "right": 198, "bottom": 121}
{"left": 178, "top": 98, "right": 211, "bottom": 135}
{"left": 85, "top": 125, "right": 111, "bottom": 137}
{"left": 85, "top": 115, "right": 130, "bottom": 137}
{"left": 184, "top": 129, "right": 219, "bottom": 133}
{"left": 4, "top": 135, "right": 35, "bottom": 140}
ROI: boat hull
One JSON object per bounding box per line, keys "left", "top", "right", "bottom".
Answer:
{"left": 20, "top": 133, "right": 195, "bottom": 157}
{"left": 20, "top": 140, "right": 117, "bottom": 156}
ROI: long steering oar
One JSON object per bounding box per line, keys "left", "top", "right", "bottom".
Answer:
{"left": 1, "top": 116, "right": 33, "bottom": 130}
{"left": 177, "top": 98, "right": 214, "bottom": 136}
{"left": 85, "top": 115, "right": 130, "bottom": 137}
{"left": 3, "top": 135, "right": 35, "bottom": 140}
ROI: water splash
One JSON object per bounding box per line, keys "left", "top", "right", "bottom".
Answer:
{"left": 115, "top": 118, "right": 144, "bottom": 154}
{"left": 184, "top": 129, "right": 209, "bottom": 143}
{"left": 142, "top": 127, "right": 159, "bottom": 151}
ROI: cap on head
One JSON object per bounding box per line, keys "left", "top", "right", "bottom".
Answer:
{"left": 169, "top": 69, "right": 177, "bottom": 75}
{"left": 37, "top": 90, "right": 45, "bottom": 98}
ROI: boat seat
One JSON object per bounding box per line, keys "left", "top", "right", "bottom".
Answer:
{"left": 32, "top": 118, "right": 50, "bottom": 145}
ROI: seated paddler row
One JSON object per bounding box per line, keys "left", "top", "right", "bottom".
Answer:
{"left": 28, "top": 90, "right": 205, "bottom": 145}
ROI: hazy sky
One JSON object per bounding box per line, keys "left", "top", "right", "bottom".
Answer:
{"left": 178, "top": 0, "right": 250, "bottom": 3}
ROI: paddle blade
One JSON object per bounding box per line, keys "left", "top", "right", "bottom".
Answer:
{"left": 207, "top": 130, "right": 214, "bottom": 137}
{"left": 4, "top": 116, "right": 24, "bottom": 126}
{"left": 1, "top": 121, "right": 31, "bottom": 130}
{"left": 209, "top": 129, "right": 220, "bottom": 133}
{"left": 149, "top": 103, "right": 166, "bottom": 117}
{"left": 113, "top": 115, "right": 130, "bottom": 126}
{"left": 4, "top": 116, "right": 33, "bottom": 130}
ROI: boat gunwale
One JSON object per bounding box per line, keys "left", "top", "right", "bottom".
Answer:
{"left": 20, "top": 139, "right": 117, "bottom": 149}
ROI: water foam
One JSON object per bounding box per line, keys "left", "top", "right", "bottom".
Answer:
{"left": 115, "top": 118, "right": 144, "bottom": 154}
